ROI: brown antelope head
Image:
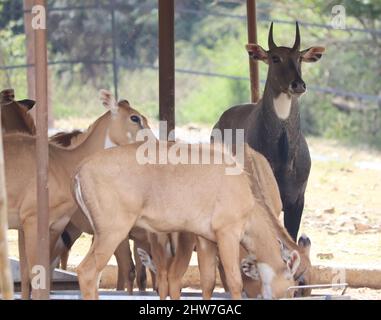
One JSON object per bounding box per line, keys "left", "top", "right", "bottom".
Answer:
{"left": 99, "top": 89, "right": 151, "bottom": 147}
{"left": 265, "top": 243, "right": 302, "bottom": 299}
{"left": 241, "top": 234, "right": 313, "bottom": 298}
{"left": 246, "top": 22, "right": 325, "bottom": 97}
{"left": 1, "top": 88, "right": 36, "bottom": 134}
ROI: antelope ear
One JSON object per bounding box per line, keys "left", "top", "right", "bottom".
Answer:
{"left": 137, "top": 248, "right": 157, "bottom": 274}
{"left": 277, "top": 238, "right": 285, "bottom": 250}
{"left": 99, "top": 89, "right": 118, "bottom": 114}
{"left": 246, "top": 44, "right": 268, "bottom": 64}
{"left": 241, "top": 255, "right": 260, "bottom": 280}
{"left": 286, "top": 250, "right": 301, "bottom": 276}
{"left": 278, "top": 238, "right": 290, "bottom": 263}
{"left": 297, "top": 234, "right": 311, "bottom": 258}
{"left": 1, "top": 88, "right": 15, "bottom": 103}
{"left": 117, "top": 99, "right": 130, "bottom": 108}
{"left": 18, "top": 99, "right": 35, "bottom": 110}
{"left": 301, "top": 46, "right": 325, "bottom": 63}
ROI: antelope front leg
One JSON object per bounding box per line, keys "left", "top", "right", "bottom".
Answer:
{"left": 218, "top": 262, "right": 229, "bottom": 292}
{"left": 60, "top": 249, "right": 69, "bottom": 270}
{"left": 49, "top": 224, "right": 70, "bottom": 274}
{"left": 22, "top": 216, "right": 41, "bottom": 300}
{"left": 149, "top": 233, "right": 170, "bottom": 300}
{"left": 53, "top": 222, "right": 82, "bottom": 271}
{"left": 196, "top": 237, "right": 217, "bottom": 300}
{"left": 133, "top": 240, "right": 147, "bottom": 291}
{"left": 18, "top": 229, "right": 31, "bottom": 299}
{"left": 168, "top": 232, "right": 195, "bottom": 300}
{"left": 115, "top": 237, "right": 135, "bottom": 293}
{"left": 216, "top": 229, "right": 242, "bottom": 300}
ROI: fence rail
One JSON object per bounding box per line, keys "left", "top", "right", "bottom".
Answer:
{"left": 2, "top": 60, "right": 379, "bottom": 103}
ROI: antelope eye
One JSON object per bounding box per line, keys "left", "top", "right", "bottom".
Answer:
{"left": 272, "top": 55, "right": 281, "bottom": 63}
{"left": 130, "top": 115, "right": 141, "bottom": 123}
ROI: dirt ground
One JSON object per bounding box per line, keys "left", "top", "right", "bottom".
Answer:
{"left": 6, "top": 121, "right": 381, "bottom": 299}
{"left": 302, "top": 138, "right": 381, "bottom": 269}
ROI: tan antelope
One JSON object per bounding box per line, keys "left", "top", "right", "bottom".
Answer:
{"left": 1, "top": 88, "right": 36, "bottom": 298}
{"left": 49, "top": 122, "right": 158, "bottom": 293}
{"left": 50, "top": 129, "right": 145, "bottom": 293}
{"left": 215, "top": 144, "right": 313, "bottom": 298}
{"left": 4, "top": 90, "right": 150, "bottom": 299}
{"left": 137, "top": 146, "right": 312, "bottom": 299}
{"left": 0, "top": 88, "right": 147, "bottom": 293}
{"left": 224, "top": 233, "right": 312, "bottom": 298}
{"left": 74, "top": 142, "right": 306, "bottom": 299}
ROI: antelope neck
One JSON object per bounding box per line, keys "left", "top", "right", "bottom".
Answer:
{"left": 273, "top": 92, "right": 292, "bottom": 120}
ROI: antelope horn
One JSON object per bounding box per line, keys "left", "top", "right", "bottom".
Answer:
{"left": 292, "top": 21, "right": 300, "bottom": 51}
{"left": 268, "top": 22, "right": 277, "bottom": 50}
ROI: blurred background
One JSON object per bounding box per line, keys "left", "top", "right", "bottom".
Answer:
{"left": 0, "top": 0, "right": 380, "bottom": 146}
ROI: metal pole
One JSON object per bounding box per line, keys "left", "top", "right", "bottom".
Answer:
{"left": 0, "top": 104, "right": 14, "bottom": 300}
{"left": 33, "top": 0, "right": 50, "bottom": 300}
{"left": 23, "top": 0, "right": 36, "bottom": 114}
{"left": 24, "top": 0, "right": 53, "bottom": 127}
{"left": 158, "top": 0, "right": 175, "bottom": 141}
{"left": 110, "top": 0, "right": 118, "bottom": 100}
{"left": 246, "top": 0, "right": 260, "bottom": 102}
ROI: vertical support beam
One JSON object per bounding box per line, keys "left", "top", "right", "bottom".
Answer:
{"left": 110, "top": 0, "right": 118, "bottom": 100}
{"left": 24, "top": 0, "right": 53, "bottom": 127}
{"left": 0, "top": 105, "right": 14, "bottom": 300}
{"left": 158, "top": 0, "right": 175, "bottom": 140}
{"left": 33, "top": 0, "right": 50, "bottom": 300}
{"left": 23, "top": 0, "right": 36, "bottom": 105}
{"left": 246, "top": 0, "right": 260, "bottom": 102}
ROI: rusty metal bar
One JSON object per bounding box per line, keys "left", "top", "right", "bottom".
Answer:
{"left": 158, "top": 0, "right": 175, "bottom": 141}
{"left": 246, "top": 0, "right": 260, "bottom": 103}
{"left": 34, "top": 0, "right": 50, "bottom": 300}
{"left": 24, "top": 0, "right": 54, "bottom": 127}
{"left": 23, "top": 0, "right": 36, "bottom": 107}
{"left": 287, "top": 283, "right": 349, "bottom": 295}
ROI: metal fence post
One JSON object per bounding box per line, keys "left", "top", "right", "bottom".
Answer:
{"left": 34, "top": 0, "right": 50, "bottom": 300}
{"left": 110, "top": 0, "right": 119, "bottom": 100}
{"left": 246, "top": 0, "right": 260, "bottom": 103}
{"left": 158, "top": 0, "right": 175, "bottom": 141}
